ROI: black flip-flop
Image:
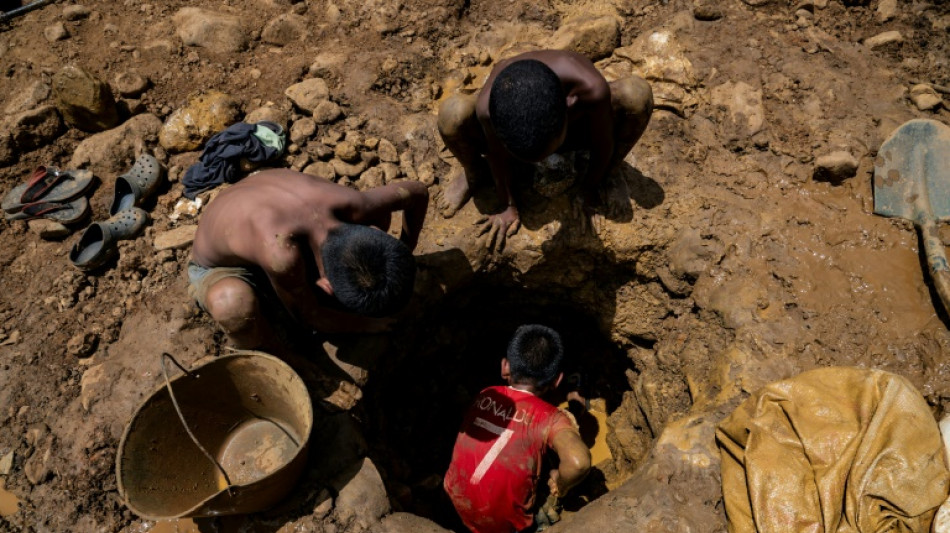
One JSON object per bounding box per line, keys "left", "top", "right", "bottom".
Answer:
{"left": 5, "top": 196, "right": 90, "bottom": 224}
{"left": 2, "top": 168, "right": 95, "bottom": 214}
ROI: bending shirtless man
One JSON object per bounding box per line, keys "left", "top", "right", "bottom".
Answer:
{"left": 189, "top": 169, "right": 429, "bottom": 351}
{"left": 437, "top": 49, "right": 653, "bottom": 250}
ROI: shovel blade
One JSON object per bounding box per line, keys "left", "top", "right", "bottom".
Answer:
{"left": 873, "top": 119, "right": 950, "bottom": 223}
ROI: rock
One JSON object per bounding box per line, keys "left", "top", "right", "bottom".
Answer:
{"left": 378, "top": 513, "right": 451, "bottom": 533}
{"left": 290, "top": 117, "right": 316, "bottom": 144}
{"left": 174, "top": 8, "right": 248, "bottom": 53}
{"left": 309, "top": 51, "right": 346, "bottom": 78}
{"left": 813, "top": 151, "right": 858, "bottom": 183}
{"left": 63, "top": 5, "right": 91, "bottom": 20}
{"left": 377, "top": 138, "right": 399, "bottom": 163}
{"left": 261, "top": 14, "right": 309, "bottom": 46}
{"left": 332, "top": 458, "right": 391, "bottom": 528}
{"left": 245, "top": 105, "right": 289, "bottom": 130}
{"left": 546, "top": 15, "right": 620, "bottom": 61}
{"left": 693, "top": 3, "right": 723, "bottom": 20}
{"left": 615, "top": 31, "right": 696, "bottom": 88}
{"left": 379, "top": 162, "right": 401, "bottom": 182}
{"left": 67, "top": 332, "right": 98, "bottom": 358}
{"left": 864, "top": 30, "right": 903, "bottom": 49}
{"left": 285, "top": 78, "right": 330, "bottom": 113}
{"left": 710, "top": 81, "right": 766, "bottom": 141}
{"left": 4, "top": 80, "right": 51, "bottom": 116}
{"left": 24, "top": 443, "right": 52, "bottom": 485}
{"left": 0, "top": 451, "right": 13, "bottom": 475}
{"left": 876, "top": 0, "right": 897, "bottom": 22}
{"left": 69, "top": 113, "right": 162, "bottom": 174}
{"left": 741, "top": 0, "right": 771, "bottom": 5}
{"left": 9, "top": 105, "right": 63, "bottom": 151}
{"left": 154, "top": 225, "right": 197, "bottom": 250}
{"left": 331, "top": 158, "right": 367, "bottom": 178}
{"left": 910, "top": 84, "right": 943, "bottom": 112}
{"left": 26, "top": 219, "right": 71, "bottom": 240}
{"left": 159, "top": 91, "right": 241, "bottom": 152}
{"left": 303, "top": 161, "right": 336, "bottom": 181}
{"left": 357, "top": 166, "right": 385, "bottom": 189}
{"left": 313, "top": 100, "right": 343, "bottom": 124}
{"left": 79, "top": 364, "right": 107, "bottom": 411}
{"left": 44, "top": 22, "right": 69, "bottom": 42}
{"left": 334, "top": 140, "right": 359, "bottom": 162}
{"left": 52, "top": 65, "right": 119, "bottom": 132}
{"left": 114, "top": 72, "right": 149, "bottom": 98}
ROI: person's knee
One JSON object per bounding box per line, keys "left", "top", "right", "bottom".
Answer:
{"left": 612, "top": 76, "right": 654, "bottom": 118}
{"left": 437, "top": 94, "right": 477, "bottom": 138}
{"left": 204, "top": 278, "right": 260, "bottom": 334}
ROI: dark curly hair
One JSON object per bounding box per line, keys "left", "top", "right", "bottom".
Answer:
{"left": 506, "top": 324, "right": 564, "bottom": 388}
{"left": 488, "top": 59, "right": 567, "bottom": 161}
{"left": 321, "top": 224, "right": 416, "bottom": 317}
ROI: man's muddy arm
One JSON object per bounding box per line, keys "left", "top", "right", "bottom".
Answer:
{"left": 549, "top": 428, "right": 592, "bottom": 496}
{"left": 355, "top": 181, "right": 429, "bottom": 251}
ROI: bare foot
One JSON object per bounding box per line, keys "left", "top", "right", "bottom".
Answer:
{"left": 438, "top": 166, "right": 473, "bottom": 218}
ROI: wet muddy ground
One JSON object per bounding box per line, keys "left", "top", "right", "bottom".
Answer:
{"left": 1, "top": 0, "right": 950, "bottom": 531}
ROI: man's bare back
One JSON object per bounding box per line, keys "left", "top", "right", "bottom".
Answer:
{"left": 190, "top": 168, "right": 429, "bottom": 348}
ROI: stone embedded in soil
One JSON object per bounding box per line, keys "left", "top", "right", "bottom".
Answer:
{"left": 303, "top": 160, "right": 336, "bottom": 181}
{"left": 332, "top": 458, "right": 391, "bottom": 528}
{"left": 113, "top": 72, "right": 149, "bottom": 98}
{"left": 173, "top": 8, "right": 248, "bottom": 54}
{"left": 0, "top": 451, "right": 12, "bottom": 476}
{"left": 153, "top": 225, "right": 198, "bottom": 251}
{"left": 876, "top": 0, "right": 897, "bottom": 22}
{"left": 334, "top": 140, "right": 359, "bottom": 162}
{"left": 261, "top": 14, "right": 309, "bottom": 46}
{"left": 710, "top": 81, "right": 766, "bottom": 142}
{"left": 69, "top": 113, "right": 163, "bottom": 174}
{"left": 377, "top": 138, "right": 398, "bottom": 162}
{"left": 313, "top": 99, "right": 343, "bottom": 124}
{"left": 910, "top": 84, "right": 943, "bottom": 112}
{"left": 331, "top": 158, "right": 367, "bottom": 178}
{"left": 547, "top": 15, "right": 620, "bottom": 62}
{"left": 26, "top": 219, "right": 70, "bottom": 241}
{"left": 67, "top": 332, "right": 98, "bottom": 358}
{"left": 615, "top": 31, "right": 695, "bottom": 88}
{"left": 159, "top": 91, "right": 241, "bottom": 153}
{"left": 9, "top": 105, "right": 63, "bottom": 152}
{"left": 3, "top": 80, "right": 50, "bottom": 116}
{"left": 44, "top": 22, "right": 69, "bottom": 42}
{"left": 24, "top": 443, "right": 51, "bottom": 485}
{"left": 285, "top": 78, "right": 330, "bottom": 114}
{"left": 864, "top": 30, "right": 903, "bottom": 49}
{"left": 290, "top": 117, "right": 316, "bottom": 144}
{"left": 52, "top": 65, "right": 119, "bottom": 132}
{"left": 813, "top": 151, "right": 858, "bottom": 182}
{"left": 245, "top": 105, "right": 289, "bottom": 130}
{"left": 63, "top": 5, "right": 91, "bottom": 20}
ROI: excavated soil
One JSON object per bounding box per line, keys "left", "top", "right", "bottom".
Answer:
{"left": 1, "top": 0, "right": 950, "bottom": 532}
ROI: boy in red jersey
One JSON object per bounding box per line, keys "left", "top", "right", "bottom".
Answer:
{"left": 444, "top": 325, "right": 591, "bottom": 532}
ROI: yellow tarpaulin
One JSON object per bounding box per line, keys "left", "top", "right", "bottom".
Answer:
{"left": 717, "top": 367, "right": 949, "bottom": 533}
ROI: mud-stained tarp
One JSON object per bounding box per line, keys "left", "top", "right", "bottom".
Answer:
{"left": 717, "top": 367, "right": 950, "bottom": 533}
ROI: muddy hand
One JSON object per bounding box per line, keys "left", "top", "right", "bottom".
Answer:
{"left": 476, "top": 207, "right": 520, "bottom": 252}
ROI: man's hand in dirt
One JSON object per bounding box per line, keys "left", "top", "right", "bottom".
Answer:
{"left": 476, "top": 205, "right": 520, "bottom": 252}
{"left": 573, "top": 194, "right": 605, "bottom": 236}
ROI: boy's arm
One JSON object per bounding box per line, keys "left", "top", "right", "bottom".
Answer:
{"left": 548, "top": 428, "right": 592, "bottom": 497}
{"left": 475, "top": 124, "right": 522, "bottom": 250}
{"left": 353, "top": 180, "right": 429, "bottom": 251}
{"left": 580, "top": 85, "right": 614, "bottom": 205}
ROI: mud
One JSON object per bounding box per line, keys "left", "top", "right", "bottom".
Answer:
{"left": 0, "top": 0, "right": 950, "bottom": 532}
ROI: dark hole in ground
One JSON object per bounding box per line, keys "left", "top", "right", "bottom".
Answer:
{"left": 363, "top": 282, "right": 635, "bottom": 530}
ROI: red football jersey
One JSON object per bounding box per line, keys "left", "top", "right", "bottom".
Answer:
{"left": 444, "top": 386, "right": 576, "bottom": 533}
